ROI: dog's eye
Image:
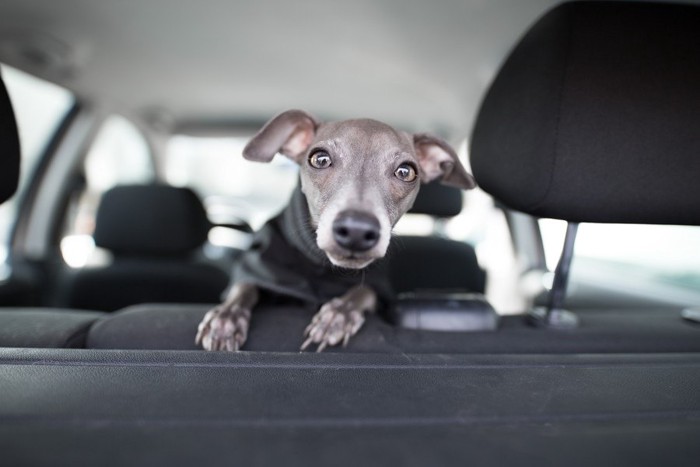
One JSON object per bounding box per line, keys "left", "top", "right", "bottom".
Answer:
{"left": 309, "top": 151, "right": 332, "bottom": 169}
{"left": 394, "top": 163, "right": 417, "bottom": 182}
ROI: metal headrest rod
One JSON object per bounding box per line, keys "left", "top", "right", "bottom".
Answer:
{"left": 528, "top": 222, "right": 580, "bottom": 329}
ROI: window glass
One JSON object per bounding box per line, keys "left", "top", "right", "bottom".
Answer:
{"left": 539, "top": 219, "right": 700, "bottom": 292}
{"left": 60, "top": 115, "right": 155, "bottom": 267}
{"left": 165, "top": 135, "right": 299, "bottom": 230}
{"left": 84, "top": 116, "right": 154, "bottom": 191}
{"left": 0, "top": 65, "right": 74, "bottom": 277}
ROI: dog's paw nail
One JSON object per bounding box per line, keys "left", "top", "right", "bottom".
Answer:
{"left": 301, "top": 336, "right": 313, "bottom": 351}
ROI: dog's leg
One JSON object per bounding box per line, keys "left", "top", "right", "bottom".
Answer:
{"left": 195, "top": 283, "right": 259, "bottom": 351}
{"left": 301, "top": 284, "right": 377, "bottom": 352}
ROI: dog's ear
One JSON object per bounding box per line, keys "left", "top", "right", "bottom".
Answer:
{"left": 243, "top": 110, "right": 318, "bottom": 164}
{"left": 413, "top": 133, "right": 476, "bottom": 190}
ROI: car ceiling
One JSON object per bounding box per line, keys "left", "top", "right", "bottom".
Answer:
{"left": 0, "top": 0, "right": 695, "bottom": 141}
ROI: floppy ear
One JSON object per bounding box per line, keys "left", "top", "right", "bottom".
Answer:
{"left": 413, "top": 133, "right": 476, "bottom": 190}
{"left": 243, "top": 109, "right": 318, "bottom": 164}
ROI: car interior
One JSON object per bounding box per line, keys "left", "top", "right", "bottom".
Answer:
{"left": 0, "top": 1, "right": 699, "bottom": 465}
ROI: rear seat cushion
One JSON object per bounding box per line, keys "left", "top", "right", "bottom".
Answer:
{"left": 86, "top": 303, "right": 396, "bottom": 352}
{"left": 0, "top": 309, "right": 105, "bottom": 348}
{"left": 86, "top": 303, "right": 700, "bottom": 354}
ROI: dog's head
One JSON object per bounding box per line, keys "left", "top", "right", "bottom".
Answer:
{"left": 243, "top": 109, "right": 476, "bottom": 269}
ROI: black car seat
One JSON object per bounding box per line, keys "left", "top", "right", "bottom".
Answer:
{"left": 60, "top": 184, "right": 230, "bottom": 311}
{"left": 470, "top": 1, "right": 700, "bottom": 326}
{"left": 389, "top": 181, "right": 486, "bottom": 295}
{"left": 0, "top": 70, "right": 105, "bottom": 347}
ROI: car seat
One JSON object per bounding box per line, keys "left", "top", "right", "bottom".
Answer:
{"left": 59, "top": 184, "right": 230, "bottom": 311}
{"left": 0, "top": 70, "right": 105, "bottom": 347}
{"left": 389, "top": 181, "right": 486, "bottom": 294}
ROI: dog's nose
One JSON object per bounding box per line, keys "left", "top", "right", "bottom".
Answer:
{"left": 332, "top": 210, "right": 380, "bottom": 252}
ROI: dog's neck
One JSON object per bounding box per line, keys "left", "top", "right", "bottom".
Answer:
{"left": 281, "top": 184, "right": 329, "bottom": 267}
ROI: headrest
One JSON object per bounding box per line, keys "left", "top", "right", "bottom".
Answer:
{"left": 409, "top": 182, "right": 463, "bottom": 218}
{"left": 93, "top": 185, "right": 211, "bottom": 256}
{"left": 470, "top": 1, "right": 700, "bottom": 225}
{"left": 0, "top": 72, "right": 20, "bottom": 204}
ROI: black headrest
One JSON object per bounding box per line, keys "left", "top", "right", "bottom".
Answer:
{"left": 0, "top": 72, "right": 20, "bottom": 204}
{"left": 470, "top": 1, "right": 700, "bottom": 225}
{"left": 93, "top": 185, "right": 211, "bottom": 256}
{"left": 409, "top": 182, "right": 463, "bottom": 218}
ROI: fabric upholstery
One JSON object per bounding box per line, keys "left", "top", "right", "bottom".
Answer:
{"left": 0, "top": 72, "right": 20, "bottom": 204}
{"left": 87, "top": 303, "right": 700, "bottom": 354}
{"left": 64, "top": 185, "right": 229, "bottom": 311}
{"left": 409, "top": 182, "right": 462, "bottom": 218}
{"left": 62, "top": 260, "right": 230, "bottom": 312}
{"left": 470, "top": 1, "right": 700, "bottom": 224}
{"left": 93, "top": 185, "right": 211, "bottom": 256}
{"left": 3, "top": 349, "right": 700, "bottom": 466}
{"left": 396, "top": 181, "right": 481, "bottom": 297}
{"left": 0, "top": 309, "right": 104, "bottom": 348}
{"left": 388, "top": 236, "right": 485, "bottom": 295}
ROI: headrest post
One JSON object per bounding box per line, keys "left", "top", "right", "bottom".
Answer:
{"left": 528, "top": 222, "right": 579, "bottom": 329}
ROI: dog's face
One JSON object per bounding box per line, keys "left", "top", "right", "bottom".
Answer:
{"left": 244, "top": 110, "right": 476, "bottom": 269}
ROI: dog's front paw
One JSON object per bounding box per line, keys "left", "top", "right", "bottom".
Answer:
{"left": 301, "top": 298, "right": 366, "bottom": 352}
{"left": 195, "top": 303, "right": 251, "bottom": 351}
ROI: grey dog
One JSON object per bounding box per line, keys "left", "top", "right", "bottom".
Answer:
{"left": 196, "top": 109, "right": 476, "bottom": 351}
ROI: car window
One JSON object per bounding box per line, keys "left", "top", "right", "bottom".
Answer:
{"left": 539, "top": 219, "right": 700, "bottom": 293}
{"left": 60, "top": 115, "right": 155, "bottom": 267}
{"left": 0, "top": 64, "right": 74, "bottom": 278}
{"left": 165, "top": 135, "right": 299, "bottom": 231}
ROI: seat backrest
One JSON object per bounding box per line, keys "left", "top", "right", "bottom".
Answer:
{"left": 391, "top": 182, "right": 486, "bottom": 294}
{"left": 0, "top": 72, "right": 109, "bottom": 348}
{"left": 470, "top": 0, "right": 700, "bottom": 325}
{"left": 61, "top": 184, "right": 230, "bottom": 311}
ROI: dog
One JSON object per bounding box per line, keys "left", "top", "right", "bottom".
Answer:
{"left": 195, "top": 109, "right": 476, "bottom": 351}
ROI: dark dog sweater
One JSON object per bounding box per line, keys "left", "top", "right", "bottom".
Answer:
{"left": 230, "top": 185, "right": 394, "bottom": 309}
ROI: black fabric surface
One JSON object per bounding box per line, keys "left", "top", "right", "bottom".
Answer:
{"left": 470, "top": 1, "right": 700, "bottom": 224}
{"left": 93, "top": 185, "right": 211, "bottom": 256}
{"left": 0, "top": 308, "right": 104, "bottom": 348}
{"left": 87, "top": 303, "right": 700, "bottom": 354}
{"left": 67, "top": 184, "right": 229, "bottom": 311}
{"left": 2, "top": 349, "right": 699, "bottom": 466}
{"left": 409, "top": 181, "right": 462, "bottom": 218}
{"left": 388, "top": 236, "right": 485, "bottom": 295}
{"left": 62, "top": 260, "right": 230, "bottom": 312}
{"left": 87, "top": 303, "right": 315, "bottom": 351}
{"left": 0, "top": 72, "right": 20, "bottom": 204}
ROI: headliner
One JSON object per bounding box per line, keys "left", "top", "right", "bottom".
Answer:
{"left": 0, "top": 0, "right": 693, "bottom": 140}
